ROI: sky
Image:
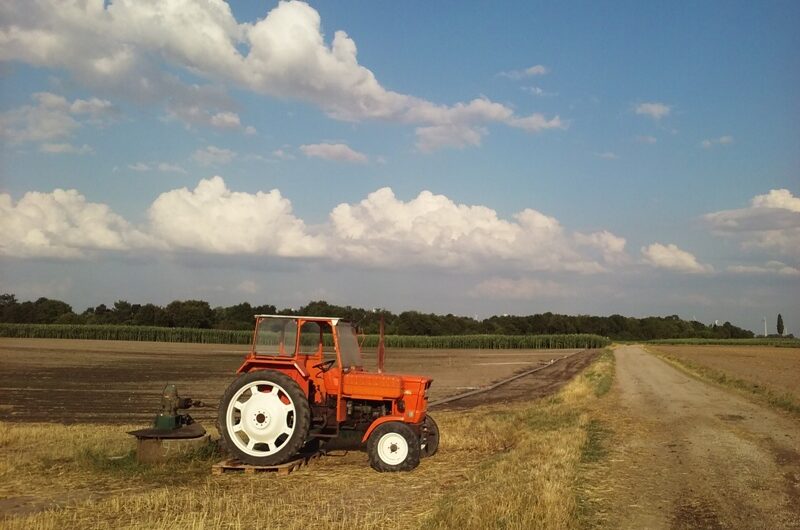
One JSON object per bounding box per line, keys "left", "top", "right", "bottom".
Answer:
{"left": 0, "top": 0, "right": 798, "bottom": 333}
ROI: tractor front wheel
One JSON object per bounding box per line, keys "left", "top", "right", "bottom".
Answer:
{"left": 218, "top": 370, "right": 310, "bottom": 466}
{"left": 367, "top": 422, "right": 420, "bottom": 472}
{"left": 420, "top": 415, "right": 439, "bottom": 458}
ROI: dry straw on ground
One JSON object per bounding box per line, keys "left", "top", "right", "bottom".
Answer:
{"left": 1, "top": 351, "right": 615, "bottom": 529}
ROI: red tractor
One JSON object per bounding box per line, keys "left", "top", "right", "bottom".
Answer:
{"left": 217, "top": 315, "right": 438, "bottom": 472}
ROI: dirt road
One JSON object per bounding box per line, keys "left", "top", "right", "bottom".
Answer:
{"left": 606, "top": 345, "right": 800, "bottom": 529}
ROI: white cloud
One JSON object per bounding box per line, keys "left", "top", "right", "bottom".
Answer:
{"left": 156, "top": 162, "right": 186, "bottom": 174}
{"left": 597, "top": 152, "right": 619, "bottom": 160}
{"left": 704, "top": 188, "right": 800, "bottom": 257}
{"left": 300, "top": 142, "right": 368, "bottom": 163}
{"left": 209, "top": 111, "right": 241, "bottom": 129}
{"left": 0, "top": 1, "right": 561, "bottom": 150}
{"left": 0, "top": 92, "right": 79, "bottom": 143}
{"left": 523, "top": 86, "right": 557, "bottom": 97}
{"left": 499, "top": 64, "right": 549, "bottom": 79}
{"left": 129, "top": 161, "right": 186, "bottom": 173}
{"left": 192, "top": 145, "right": 236, "bottom": 166}
{"left": 471, "top": 277, "right": 575, "bottom": 300}
{"left": 727, "top": 261, "right": 800, "bottom": 276}
{"left": 701, "top": 135, "right": 734, "bottom": 149}
{"left": 147, "top": 176, "right": 324, "bottom": 257}
{"left": 635, "top": 135, "right": 657, "bottom": 144}
{"left": 39, "top": 142, "right": 93, "bottom": 155}
{"left": 0, "top": 188, "right": 150, "bottom": 258}
{"left": 415, "top": 124, "right": 484, "bottom": 153}
{"left": 328, "top": 187, "right": 622, "bottom": 272}
{"left": 575, "top": 230, "right": 627, "bottom": 264}
{"left": 0, "top": 92, "right": 115, "bottom": 146}
{"left": 641, "top": 243, "right": 713, "bottom": 274}
{"left": 272, "top": 148, "right": 295, "bottom": 160}
{"left": 164, "top": 101, "right": 254, "bottom": 133}
{"left": 1, "top": 177, "right": 630, "bottom": 274}
{"left": 635, "top": 102, "right": 671, "bottom": 120}
{"left": 507, "top": 114, "right": 565, "bottom": 133}
{"left": 750, "top": 188, "right": 800, "bottom": 212}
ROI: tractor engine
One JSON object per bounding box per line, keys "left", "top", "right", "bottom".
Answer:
{"left": 346, "top": 399, "right": 390, "bottom": 426}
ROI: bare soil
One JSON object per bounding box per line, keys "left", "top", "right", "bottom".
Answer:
{"left": 650, "top": 344, "right": 800, "bottom": 399}
{"left": 600, "top": 345, "right": 800, "bottom": 529}
{"left": 436, "top": 349, "right": 600, "bottom": 409}
{"left": 0, "top": 338, "right": 579, "bottom": 424}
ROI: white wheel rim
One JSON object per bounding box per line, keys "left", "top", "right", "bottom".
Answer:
{"left": 377, "top": 432, "right": 409, "bottom": 466}
{"left": 226, "top": 380, "right": 296, "bottom": 456}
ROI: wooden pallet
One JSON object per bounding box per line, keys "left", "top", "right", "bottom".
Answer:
{"left": 212, "top": 452, "right": 321, "bottom": 476}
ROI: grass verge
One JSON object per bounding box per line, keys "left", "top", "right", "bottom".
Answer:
{"left": 1, "top": 350, "right": 615, "bottom": 529}
{"left": 645, "top": 347, "right": 800, "bottom": 416}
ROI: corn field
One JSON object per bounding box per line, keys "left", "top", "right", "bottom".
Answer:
{"left": 0, "top": 323, "right": 609, "bottom": 349}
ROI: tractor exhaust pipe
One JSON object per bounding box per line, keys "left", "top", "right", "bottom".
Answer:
{"left": 377, "top": 314, "right": 385, "bottom": 373}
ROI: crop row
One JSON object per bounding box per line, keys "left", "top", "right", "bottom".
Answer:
{"left": 0, "top": 323, "right": 610, "bottom": 349}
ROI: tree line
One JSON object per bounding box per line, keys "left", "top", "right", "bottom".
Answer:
{"left": 0, "top": 293, "right": 755, "bottom": 341}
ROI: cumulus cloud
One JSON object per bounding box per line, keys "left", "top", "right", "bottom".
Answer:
{"left": 471, "top": 277, "right": 575, "bottom": 300}
{"left": 0, "top": 188, "right": 150, "bottom": 258}
{"left": 727, "top": 261, "right": 800, "bottom": 276}
{"left": 704, "top": 188, "right": 800, "bottom": 257}
{"left": 634, "top": 102, "right": 671, "bottom": 120}
{"left": 1, "top": 177, "right": 629, "bottom": 274}
{"left": 0, "top": 1, "right": 561, "bottom": 150}
{"left": 300, "top": 142, "right": 368, "bottom": 163}
{"left": 147, "top": 176, "right": 324, "bottom": 257}
{"left": 701, "top": 135, "right": 733, "bottom": 149}
{"left": 192, "top": 145, "right": 236, "bottom": 166}
{"left": 328, "top": 187, "right": 622, "bottom": 272}
{"left": 641, "top": 243, "right": 713, "bottom": 274}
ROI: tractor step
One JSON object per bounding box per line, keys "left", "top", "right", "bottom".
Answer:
{"left": 212, "top": 452, "right": 322, "bottom": 476}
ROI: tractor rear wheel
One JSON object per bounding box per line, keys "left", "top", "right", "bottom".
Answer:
{"left": 367, "top": 422, "right": 420, "bottom": 472}
{"left": 420, "top": 415, "right": 439, "bottom": 458}
{"left": 218, "top": 370, "right": 310, "bottom": 466}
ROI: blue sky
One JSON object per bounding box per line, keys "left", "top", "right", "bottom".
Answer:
{"left": 1, "top": 1, "right": 798, "bottom": 333}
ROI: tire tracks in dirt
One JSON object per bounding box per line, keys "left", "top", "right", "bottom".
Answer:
{"left": 433, "top": 348, "right": 600, "bottom": 410}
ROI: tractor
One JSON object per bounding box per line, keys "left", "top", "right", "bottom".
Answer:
{"left": 217, "top": 315, "right": 438, "bottom": 472}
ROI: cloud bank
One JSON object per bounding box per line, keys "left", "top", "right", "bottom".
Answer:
{"left": 0, "top": 1, "right": 562, "bottom": 151}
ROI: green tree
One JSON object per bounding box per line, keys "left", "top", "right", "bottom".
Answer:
{"left": 777, "top": 314, "right": 784, "bottom": 336}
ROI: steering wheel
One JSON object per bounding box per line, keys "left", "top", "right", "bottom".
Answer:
{"left": 313, "top": 359, "right": 336, "bottom": 372}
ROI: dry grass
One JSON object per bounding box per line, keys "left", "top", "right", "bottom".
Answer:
{"left": 1, "top": 351, "right": 615, "bottom": 529}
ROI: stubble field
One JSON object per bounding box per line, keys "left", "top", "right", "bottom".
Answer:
{"left": 647, "top": 344, "right": 800, "bottom": 400}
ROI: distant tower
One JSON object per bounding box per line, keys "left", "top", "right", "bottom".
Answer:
{"left": 763, "top": 316, "right": 767, "bottom": 337}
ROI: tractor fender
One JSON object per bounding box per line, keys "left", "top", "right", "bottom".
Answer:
{"left": 361, "top": 415, "right": 408, "bottom": 443}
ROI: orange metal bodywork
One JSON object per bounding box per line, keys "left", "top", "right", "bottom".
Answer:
{"left": 236, "top": 316, "right": 432, "bottom": 444}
